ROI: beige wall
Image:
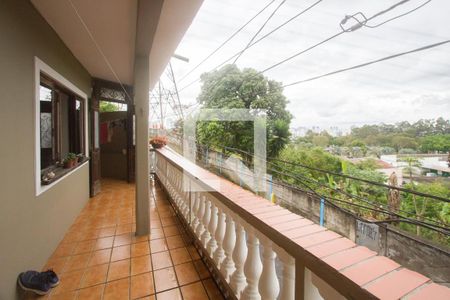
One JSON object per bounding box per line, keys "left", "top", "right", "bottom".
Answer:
{"left": 0, "top": 0, "right": 91, "bottom": 299}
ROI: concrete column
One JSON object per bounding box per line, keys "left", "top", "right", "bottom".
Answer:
{"left": 134, "top": 55, "right": 150, "bottom": 235}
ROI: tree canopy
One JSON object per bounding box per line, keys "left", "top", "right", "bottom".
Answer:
{"left": 196, "top": 65, "right": 292, "bottom": 158}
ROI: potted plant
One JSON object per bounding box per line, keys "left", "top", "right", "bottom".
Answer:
{"left": 63, "top": 153, "right": 78, "bottom": 168}
{"left": 149, "top": 135, "right": 168, "bottom": 149}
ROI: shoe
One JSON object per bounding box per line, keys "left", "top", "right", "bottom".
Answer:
{"left": 17, "top": 271, "right": 51, "bottom": 295}
{"left": 41, "top": 269, "right": 59, "bottom": 287}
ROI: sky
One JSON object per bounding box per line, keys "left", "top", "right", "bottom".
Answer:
{"left": 156, "top": 0, "right": 450, "bottom": 133}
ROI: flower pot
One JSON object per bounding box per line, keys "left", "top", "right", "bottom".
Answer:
{"left": 151, "top": 143, "right": 164, "bottom": 149}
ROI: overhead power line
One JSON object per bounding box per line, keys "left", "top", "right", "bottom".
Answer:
{"left": 177, "top": 0, "right": 324, "bottom": 93}
{"left": 258, "top": 0, "right": 422, "bottom": 74}
{"left": 233, "top": 0, "right": 287, "bottom": 64}
{"left": 178, "top": 0, "right": 277, "bottom": 83}
{"left": 283, "top": 39, "right": 450, "bottom": 87}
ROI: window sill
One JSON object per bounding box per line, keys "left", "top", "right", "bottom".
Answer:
{"left": 37, "top": 158, "right": 89, "bottom": 196}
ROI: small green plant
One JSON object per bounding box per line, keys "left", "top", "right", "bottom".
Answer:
{"left": 63, "top": 153, "right": 78, "bottom": 168}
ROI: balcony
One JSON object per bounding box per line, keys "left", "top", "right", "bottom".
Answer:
{"left": 21, "top": 146, "right": 449, "bottom": 300}
{"left": 154, "top": 146, "right": 450, "bottom": 300}
{"left": 30, "top": 179, "right": 223, "bottom": 299}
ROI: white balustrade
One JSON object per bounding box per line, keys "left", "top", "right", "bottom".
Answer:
{"left": 221, "top": 212, "right": 236, "bottom": 282}
{"left": 195, "top": 195, "right": 206, "bottom": 238}
{"left": 259, "top": 236, "right": 280, "bottom": 300}
{"left": 206, "top": 202, "right": 218, "bottom": 256}
{"left": 213, "top": 206, "right": 226, "bottom": 266}
{"left": 241, "top": 229, "right": 262, "bottom": 300}
{"left": 191, "top": 192, "right": 199, "bottom": 230}
{"left": 201, "top": 197, "right": 212, "bottom": 247}
{"left": 230, "top": 222, "right": 248, "bottom": 297}
{"left": 277, "top": 247, "right": 295, "bottom": 300}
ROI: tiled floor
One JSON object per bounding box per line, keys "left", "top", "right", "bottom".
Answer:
{"left": 24, "top": 179, "right": 224, "bottom": 300}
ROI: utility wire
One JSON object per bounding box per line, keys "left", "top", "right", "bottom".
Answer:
{"left": 177, "top": 0, "right": 325, "bottom": 93}
{"left": 233, "top": 0, "right": 287, "bottom": 64}
{"left": 178, "top": 0, "right": 277, "bottom": 83}
{"left": 258, "top": 0, "right": 420, "bottom": 74}
{"left": 283, "top": 39, "right": 450, "bottom": 87}
{"left": 191, "top": 144, "right": 449, "bottom": 233}
{"left": 364, "top": 0, "right": 432, "bottom": 28}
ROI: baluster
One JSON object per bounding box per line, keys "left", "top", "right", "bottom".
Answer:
{"left": 277, "top": 249, "right": 295, "bottom": 300}
{"left": 191, "top": 192, "right": 199, "bottom": 231}
{"left": 241, "top": 229, "right": 262, "bottom": 300}
{"left": 220, "top": 213, "right": 236, "bottom": 282}
{"left": 201, "top": 198, "right": 212, "bottom": 247}
{"left": 195, "top": 195, "right": 205, "bottom": 238}
{"left": 206, "top": 202, "right": 218, "bottom": 256}
{"left": 213, "top": 206, "right": 226, "bottom": 267}
{"left": 230, "top": 222, "right": 248, "bottom": 297}
{"left": 259, "top": 236, "right": 280, "bottom": 300}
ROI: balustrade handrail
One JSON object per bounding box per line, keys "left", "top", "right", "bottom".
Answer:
{"left": 154, "top": 147, "right": 449, "bottom": 300}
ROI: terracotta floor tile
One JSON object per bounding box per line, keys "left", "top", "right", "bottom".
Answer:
{"left": 104, "top": 278, "right": 130, "bottom": 300}
{"left": 48, "top": 290, "right": 77, "bottom": 300}
{"left": 203, "top": 278, "right": 224, "bottom": 300}
{"left": 89, "top": 249, "right": 112, "bottom": 266}
{"left": 170, "top": 248, "right": 191, "bottom": 265}
{"left": 130, "top": 272, "right": 155, "bottom": 299}
{"left": 180, "top": 282, "right": 209, "bottom": 300}
{"left": 63, "top": 253, "right": 91, "bottom": 272}
{"left": 53, "top": 243, "right": 76, "bottom": 258}
{"left": 95, "top": 236, "right": 114, "bottom": 250}
{"left": 108, "top": 259, "right": 131, "bottom": 282}
{"left": 155, "top": 288, "right": 182, "bottom": 300}
{"left": 153, "top": 267, "right": 178, "bottom": 293}
{"left": 151, "top": 251, "right": 172, "bottom": 270}
{"left": 114, "top": 233, "right": 133, "bottom": 247}
{"left": 131, "top": 255, "right": 152, "bottom": 275}
{"left": 186, "top": 246, "right": 200, "bottom": 260}
{"left": 149, "top": 239, "right": 168, "bottom": 253}
{"left": 165, "top": 236, "right": 185, "bottom": 250}
{"left": 44, "top": 257, "right": 68, "bottom": 274}
{"left": 131, "top": 242, "right": 150, "bottom": 257}
{"left": 111, "top": 245, "right": 131, "bottom": 262}
{"left": 116, "top": 223, "right": 133, "bottom": 235}
{"left": 98, "top": 226, "right": 116, "bottom": 238}
{"left": 150, "top": 228, "right": 164, "bottom": 240}
{"left": 76, "top": 284, "right": 104, "bottom": 300}
{"left": 51, "top": 269, "right": 84, "bottom": 295}
{"left": 80, "top": 263, "right": 108, "bottom": 288}
{"left": 193, "top": 260, "right": 210, "bottom": 279}
{"left": 73, "top": 240, "right": 95, "bottom": 255}
{"left": 174, "top": 262, "right": 200, "bottom": 286}
{"left": 131, "top": 234, "right": 149, "bottom": 244}
{"left": 162, "top": 225, "right": 180, "bottom": 237}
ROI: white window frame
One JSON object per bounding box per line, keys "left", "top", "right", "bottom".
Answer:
{"left": 34, "top": 57, "right": 89, "bottom": 196}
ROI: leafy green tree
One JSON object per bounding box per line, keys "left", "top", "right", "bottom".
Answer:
{"left": 100, "top": 101, "right": 120, "bottom": 112}
{"left": 420, "top": 134, "right": 450, "bottom": 153}
{"left": 196, "top": 65, "right": 292, "bottom": 159}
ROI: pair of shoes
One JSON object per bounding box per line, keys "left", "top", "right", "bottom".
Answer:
{"left": 17, "top": 269, "right": 59, "bottom": 295}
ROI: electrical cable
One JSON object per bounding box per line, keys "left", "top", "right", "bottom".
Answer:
{"left": 233, "top": 0, "right": 287, "bottom": 64}
{"left": 178, "top": 0, "right": 277, "bottom": 83}
{"left": 191, "top": 145, "right": 449, "bottom": 234}
{"left": 283, "top": 39, "right": 450, "bottom": 87}
{"left": 177, "top": 0, "right": 325, "bottom": 92}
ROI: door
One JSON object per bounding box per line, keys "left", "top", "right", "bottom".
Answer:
{"left": 90, "top": 93, "right": 101, "bottom": 196}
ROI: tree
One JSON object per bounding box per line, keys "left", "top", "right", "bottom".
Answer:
{"left": 100, "top": 101, "right": 120, "bottom": 112}
{"left": 196, "top": 65, "right": 292, "bottom": 159}
{"left": 401, "top": 157, "right": 424, "bottom": 235}
{"left": 420, "top": 134, "right": 450, "bottom": 153}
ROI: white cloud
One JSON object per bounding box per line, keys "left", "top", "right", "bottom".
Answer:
{"left": 162, "top": 0, "right": 450, "bottom": 130}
